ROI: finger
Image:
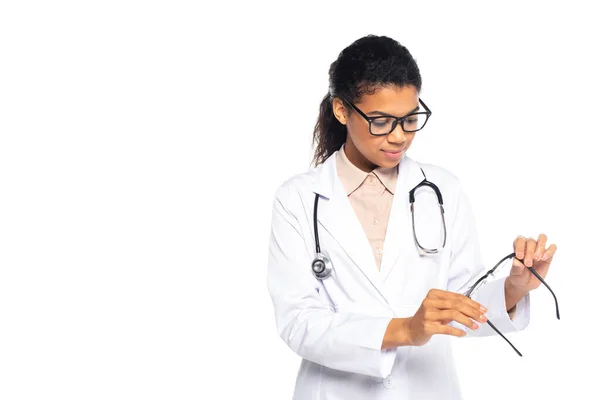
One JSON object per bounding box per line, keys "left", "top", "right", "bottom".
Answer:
{"left": 428, "top": 309, "right": 486, "bottom": 331}
{"left": 542, "top": 243, "right": 557, "bottom": 261}
{"left": 427, "top": 298, "right": 488, "bottom": 323}
{"left": 524, "top": 237, "right": 537, "bottom": 267}
{"left": 427, "top": 289, "right": 488, "bottom": 313}
{"left": 534, "top": 234, "right": 548, "bottom": 261}
{"left": 430, "top": 310, "right": 487, "bottom": 330}
{"left": 429, "top": 323, "right": 467, "bottom": 338}
{"left": 513, "top": 236, "right": 526, "bottom": 259}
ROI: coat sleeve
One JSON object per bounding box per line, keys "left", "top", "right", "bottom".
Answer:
{"left": 445, "top": 179, "right": 530, "bottom": 337}
{"left": 266, "top": 183, "right": 397, "bottom": 378}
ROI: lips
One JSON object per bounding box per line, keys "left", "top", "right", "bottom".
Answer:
{"left": 382, "top": 149, "right": 404, "bottom": 154}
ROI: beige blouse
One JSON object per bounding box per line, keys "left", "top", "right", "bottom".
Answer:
{"left": 336, "top": 144, "right": 398, "bottom": 272}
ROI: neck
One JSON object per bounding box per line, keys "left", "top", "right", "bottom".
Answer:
{"left": 344, "top": 141, "right": 377, "bottom": 172}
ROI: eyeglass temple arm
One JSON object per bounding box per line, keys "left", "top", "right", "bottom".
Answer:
{"left": 509, "top": 252, "right": 560, "bottom": 320}
{"left": 419, "top": 98, "right": 432, "bottom": 114}
{"left": 486, "top": 318, "right": 523, "bottom": 357}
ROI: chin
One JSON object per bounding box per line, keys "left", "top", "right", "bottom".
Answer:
{"left": 377, "top": 153, "right": 405, "bottom": 168}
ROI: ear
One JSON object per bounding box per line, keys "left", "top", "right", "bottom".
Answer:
{"left": 332, "top": 97, "right": 348, "bottom": 125}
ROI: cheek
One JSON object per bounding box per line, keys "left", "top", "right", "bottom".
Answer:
{"left": 348, "top": 125, "right": 375, "bottom": 147}
{"left": 353, "top": 124, "right": 372, "bottom": 140}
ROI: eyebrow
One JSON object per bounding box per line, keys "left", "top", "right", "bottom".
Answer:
{"left": 367, "top": 105, "right": 420, "bottom": 117}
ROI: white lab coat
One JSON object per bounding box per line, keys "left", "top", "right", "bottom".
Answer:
{"left": 266, "top": 149, "right": 530, "bottom": 400}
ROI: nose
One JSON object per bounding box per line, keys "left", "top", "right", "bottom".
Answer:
{"left": 387, "top": 121, "right": 407, "bottom": 144}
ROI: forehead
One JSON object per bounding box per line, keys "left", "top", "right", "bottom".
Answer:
{"left": 356, "top": 85, "right": 419, "bottom": 114}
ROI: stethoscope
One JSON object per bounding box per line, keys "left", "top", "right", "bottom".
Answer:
{"left": 311, "top": 166, "right": 447, "bottom": 280}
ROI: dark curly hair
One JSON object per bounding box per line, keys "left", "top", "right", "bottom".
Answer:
{"left": 311, "top": 35, "right": 423, "bottom": 166}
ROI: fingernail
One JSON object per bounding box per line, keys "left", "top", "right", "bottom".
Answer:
{"left": 480, "top": 314, "right": 488, "bottom": 322}
{"left": 542, "top": 254, "right": 548, "bottom": 261}
{"left": 480, "top": 305, "right": 487, "bottom": 312}
{"left": 472, "top": 323, "right": 479, "bottom": 330}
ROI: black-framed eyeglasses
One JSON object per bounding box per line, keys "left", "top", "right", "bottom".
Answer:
{"left": 341, "top": 97, "right": 432, "bottom": 136}
{"left": 464, "top": 252, "right": 560, "bottom": 357}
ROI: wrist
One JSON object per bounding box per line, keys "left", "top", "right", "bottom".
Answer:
{"left": 504, "top": 278, "right": 528, "bottom": 311}
{"left": 382, "top": 318, "right": 412, "bottom": 349}
{"left": 505, "top": 277, "right": 529, "bottom": 296}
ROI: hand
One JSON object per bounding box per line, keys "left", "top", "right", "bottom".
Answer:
{"left": 507, "top": 233, "right": 557, "bottom": 293}
{"left": 406, "top": 289, "right": 489, "bottom": 346}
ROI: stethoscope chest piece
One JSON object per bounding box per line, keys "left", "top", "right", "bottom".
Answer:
{"left": 312, "top": 252, "right": 332, "bottom": 280}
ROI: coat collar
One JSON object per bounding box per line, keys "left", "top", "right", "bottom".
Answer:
{"left": 310, "top": 149, "right": 427, "bottom": 304}
{"left": 310, "top": 149, "right": 425, "bottom": 199}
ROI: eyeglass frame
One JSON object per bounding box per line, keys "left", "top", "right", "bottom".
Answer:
{"left": 341, "top": 97, "right": 432, "bottom": 136}
{"left": 464, "top": 251, "right": 560, "bottom": 357}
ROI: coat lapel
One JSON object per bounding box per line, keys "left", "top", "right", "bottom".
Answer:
{"left": 380, "top": 156, "right": 428, "bottom": 281}
{"left": 310, "top": 152, "right": 431, "bottom": 302}
{"left": 310, "top": 151, "right": 388, "bottom": 304}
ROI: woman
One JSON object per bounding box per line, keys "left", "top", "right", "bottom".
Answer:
{"left": 266, "top": 35, "right": 557, "bottom": 399}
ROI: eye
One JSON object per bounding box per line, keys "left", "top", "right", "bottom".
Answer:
{"left": 371, "top": 117, "right": 395, "bottom": 127}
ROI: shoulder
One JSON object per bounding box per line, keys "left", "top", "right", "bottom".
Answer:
{"left": 410, "top": 157, "right": 462, "bottom": 189}
{"left": 271, "top": 163, "right": 321, "bottom": 208}
{"left": 407, "top": 157, "right": 468, "bottom": 209}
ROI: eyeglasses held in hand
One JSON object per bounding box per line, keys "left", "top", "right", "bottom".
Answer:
{"left": 463, "top": 252, "right": 560, "bottom": 357}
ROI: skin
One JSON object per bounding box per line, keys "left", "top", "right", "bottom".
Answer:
{"left": 332, "top": 85, "right": 417, "bottom": 172}
{"left": 506, "top": 234, "right": 557, "bottom": 310}
{"left": 331, "top": 84, "right": 557, "bottom": 348}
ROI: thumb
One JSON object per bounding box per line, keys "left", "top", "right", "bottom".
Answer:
{"left": 510, "top": 258, "right": 526, "bottom": 276}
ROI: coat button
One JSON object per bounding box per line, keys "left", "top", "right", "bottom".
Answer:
{"left": 383, "top": 375, "right": 397, "bottom": 389}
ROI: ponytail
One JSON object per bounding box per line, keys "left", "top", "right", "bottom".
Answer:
{"left": 311, "top": 92, "right": 347, "bottom": 167}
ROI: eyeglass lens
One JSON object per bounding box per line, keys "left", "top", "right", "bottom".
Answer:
{"left": 370, "top": 113, "right": 428, "bottom": 134}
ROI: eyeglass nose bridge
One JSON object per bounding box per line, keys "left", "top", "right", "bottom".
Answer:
{"left": 389, "top": 116, "right": 411, "bottom": 136}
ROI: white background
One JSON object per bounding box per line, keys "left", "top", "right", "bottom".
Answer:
{"left": 1, "top": 1, "right": 598, "bottom": 399}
